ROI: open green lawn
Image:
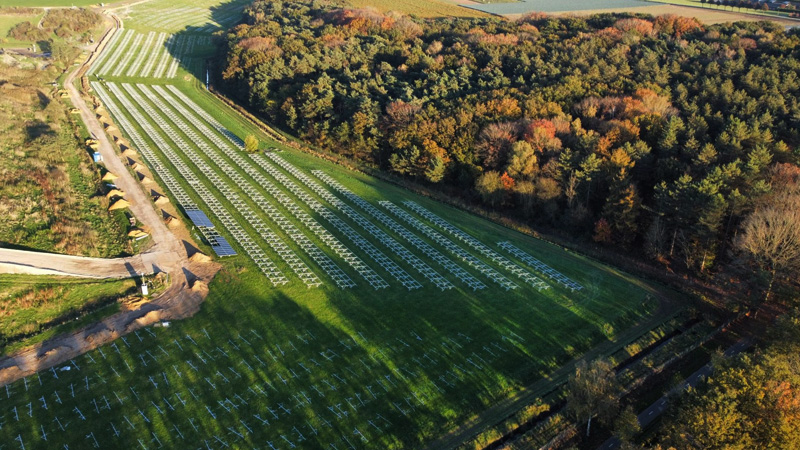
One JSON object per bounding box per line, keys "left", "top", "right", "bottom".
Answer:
{"left": 0, "top": 11, "right": 44, "bottom": 47}
{"left": 116, "top": 0, "right": 250, "bottom": 32}
{"left": 345, "top": 0, "right": 489, "bottom": 18}
{"left": 0, "top": 275, "right": 136, "bottom": 354}
{"left": 0, "top": 1, "right": 676, "bottom": 448}
{"left": 0, "top": 0, "right": 97, "bottom": 6}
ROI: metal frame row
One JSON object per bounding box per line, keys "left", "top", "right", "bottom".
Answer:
{"left": 402, "top": 202, "right": 549, "bottom": 291}
{"left": 377, "top": 201, "right": 520, "bottom": 291}
{"left": 129, "top": 84, "right": 325, "bottom": 288}
{"left": 91, "top": 82, "right": 236, "bottom": 257}
{"left": 497, "top": 242, "right": 583, "bottom": 291}
{"left": 268, "top": 156, "right": 462, "bottom": 291}
{"left": 139, "top": 85, "right": 360, "bottom": 289}
{"left": 157, "top": 86, "right": 399, "bottom": 291}
{"left": 106, "top": 82, "right": 287, "bottom": 285}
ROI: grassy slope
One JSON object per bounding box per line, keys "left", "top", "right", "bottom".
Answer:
{"left": 0, "top": 0, "right": 98, "bottom": 6}
{"left": 0, "top": 275, "right": 136, "bottom": 354}
{"left": 0, "top": 2, "right": 677, "bottom": 449}
{"left": 0, "top": 11, "right": 44, "bottom": 48}
{"left": 0, "top": 63, "right": 129, "bottom": 257}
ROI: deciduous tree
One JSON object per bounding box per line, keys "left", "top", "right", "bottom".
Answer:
{"left": 566, "top": 359, "right": 622, "bottom": 437}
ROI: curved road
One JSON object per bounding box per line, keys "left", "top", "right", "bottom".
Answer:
{"left": 0, "top": 10, "right": 216, "bottom": 386}
{"left": 1, "top": 10, "right": 185, "bottom": 281}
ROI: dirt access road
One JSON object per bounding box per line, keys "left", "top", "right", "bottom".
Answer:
{"left": 0, "top": 248, "right": 158, "bottom": 278}
{"left": 0, "top": 11, "right": 219, "bottom": 386}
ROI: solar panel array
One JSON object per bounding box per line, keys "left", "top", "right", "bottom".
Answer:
{"left": 378, "top": 201, "right": 520, "bottom": 291}
{"left": 263, "top": 156, "right": 457, "bottom": 292}
{"left": 303, "top": 167, "right": 493, "bottom": 291}
{"left": 140, "top": 85, "right": 359, "bottom": 289}
{"left": 94, "top": 77, "right": 578, "bottom": 294}
{"left": 104, "top": 82, "right": 287, "bottom": 283}
{"left": 127, "top": 84, "right": 325, "bottom": 288}
{"left": 91, "top": 82, "right": 237, "bottom": 258}
{"left": 154, "top": 88, "right": 392, "bottom": 290}
{"left": 497, "top": 242, "right": 583, "bottom": 291}
{"left": 89, "top": 29, "right": 206, "bottom": 79}
{"left": 402, "top": 202, "right": 550, "bottom": 291}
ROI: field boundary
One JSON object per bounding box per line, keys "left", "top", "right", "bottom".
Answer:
{"left": 643, "top": 0, "right": 800, "bottom": 24}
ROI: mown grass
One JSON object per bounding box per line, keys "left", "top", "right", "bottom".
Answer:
{"left": 71, "top": 74, "right": 666, "bottom": 448}
{"left": 0, "top": 275, "right": 136, "bottom": 354}
{"left": 0, "top": 1, "right": 682, "bottom": 448}
{"left": 120, "top": 0, "right": 250, "bottom": 32}
{"left": 345, "top": 0, "right": 490, "bottom": 18}
{"left": 0, "top": 11, "right": 44, "bottom": 48}
{"left": 645, "top": 0, "right": 793, "bottom": 20}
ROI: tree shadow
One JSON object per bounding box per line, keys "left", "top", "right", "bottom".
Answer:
{"left": 163, "top": 0, "right": 249, "bottom": 82}
{"left": 25, "top": 120, "right": 55, "bottom": 140}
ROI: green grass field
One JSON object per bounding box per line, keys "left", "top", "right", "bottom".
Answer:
{"left": 0, "top": 1, "right": 97, "bottom": 6}
{"left": 0, "top": 11, "right": 44, "bottom": 47}
{"left": 643, "top": 0, "right": 792, "bottom": 20}
{"left": 0, "top": 275, "right": 136, "bottom": 354}
{"left": 346, "top": 0, "right": 489, "bottom": 17}
{"left": 0, "top": 0, "right": 676, "bottom": 448}
{"left": 114, "top": 0, "right": 250, "bottom": 32}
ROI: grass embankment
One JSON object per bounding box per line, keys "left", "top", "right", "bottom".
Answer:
{"left": 0, "top": 23, "right": 129, "bottom": 257}
{"left": 0, "top": 9, "right": 44, "bottom": 48}
{"left": 0, "top": 275, "right": 137, "bottom": 354}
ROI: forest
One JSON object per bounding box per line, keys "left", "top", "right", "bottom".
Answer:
{"left": 219, "top": 0, "right": 800, "bottom": 284}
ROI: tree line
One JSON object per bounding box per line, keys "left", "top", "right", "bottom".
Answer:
{"left": 219, "top": 0, "right": 800, "bottom": 288}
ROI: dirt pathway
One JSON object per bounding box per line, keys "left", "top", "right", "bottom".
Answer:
{"left": 0, "top": 248, "right": 151, "bottom": 278}
{"left": 0, "top": 12, "right": 219, "bottom": 387}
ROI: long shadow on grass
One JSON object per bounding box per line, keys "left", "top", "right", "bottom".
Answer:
{"left": 163, "top": 0, "right": 249, "bottom": 82}
{"left": 320, "top": 276, "right": 611, "bottom": 447}
{"left": 0, "top": 268, "right": 504, "bottom": 448}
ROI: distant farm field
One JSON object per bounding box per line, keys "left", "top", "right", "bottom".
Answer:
{"left": 116, "top": 0, "right": 250, "bottom": 32}
{"left": 464, "top": 0, "right": 649, "bottom": 15}
{"left": 0, "top": 0, "right": 97, "bottom": 6}
{"left": 346, "top": 0, "right": 489, "bottom": 17}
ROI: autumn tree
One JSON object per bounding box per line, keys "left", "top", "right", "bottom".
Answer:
{"left": 736, "top": 186, "right": 800, "bottom": 301}
{"left": 566, "top": 359, "right": 622, "bottom": 437}
{"left": 244, "top": 134, "right": 259, "bottom": 153}
{"left": 505, "top": 141, "right": 538, "bottom": 181}
{"left": 659, "top": 311, "right": 800, "bottom": 449}
{"left": 475, "top": 171, "right": 505, "bottom": 208}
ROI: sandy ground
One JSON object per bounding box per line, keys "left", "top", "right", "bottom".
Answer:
{"left": 0, "top": 12, "right": 220, "bottom": 387}
{"left": 0, "top": 249, "right": 155, "bottom": 278}
{"left": 553, "top": 3, "right": 800, "bottom": 25}
{"left": 498, "top": 2, "right": 799, "bottom": 25}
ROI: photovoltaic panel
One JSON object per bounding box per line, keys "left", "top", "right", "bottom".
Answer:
{"left": 210, "top": 236, "right": 237, "bottom": 257}
{"left": 185, "top": 209, "right": 214, "bottom": 228}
